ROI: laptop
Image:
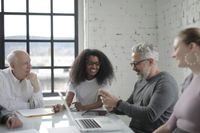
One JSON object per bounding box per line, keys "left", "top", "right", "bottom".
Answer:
{"left": 58, "top": 92, "right": 122, "bottom": 132}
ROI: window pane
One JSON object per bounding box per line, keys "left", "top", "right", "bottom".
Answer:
{"left": 53, "top": 0, "right": 74, "bottom": 13}
{"left": 32, "top": 69, "right": 51, "bottom": 93}
{"left": 4, "top": 42, "right": 26, "bottom": 66}
{"left": 2, "top": 0, "right": 77, "bottom": 95}
{"left": 54, "top": 68, "right": 69, "bottom": 91}
{"left": 54, "top": 42, "right": 75, "bottom": 66}
{"left": 4, "top": 15, "right": 26, "bottom": 39}
{"left": 30, "top": 42, "right": 51, "bottom": 66}
{"left": 29, "top": 0, "right": 50, "bottom": 13}
{"left": 53, "top": 16, "right": 74, "bottom": 39}
{"left": 4, "top": 0, "right": 26, "bottom": 12}
{"left": 29, "top": 15, "right": 50, "bottom": 40}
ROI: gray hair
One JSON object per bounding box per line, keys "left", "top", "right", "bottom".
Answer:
{"left": 132, "top": 43, "right": 159, "bottom": 61}
{"left": 7, "top": 50, "right": 25, "bottom": 65}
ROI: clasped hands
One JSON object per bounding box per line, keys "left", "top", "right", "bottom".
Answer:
{"left": 99, "top": 90, "right": 120, "bottom": 112}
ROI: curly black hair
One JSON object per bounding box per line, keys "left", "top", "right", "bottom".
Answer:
{"left": 69, "top": 49, "right": 114, "bottom": 85}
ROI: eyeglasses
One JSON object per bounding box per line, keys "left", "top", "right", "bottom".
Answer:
{"left": 130, "top": 59, "right": 148, "bottom": 67}
{"left": 86, "top": 61, "right": 101, "bottom": 66}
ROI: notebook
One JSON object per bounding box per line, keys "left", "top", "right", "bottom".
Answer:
{"left": 17, "top": 108, "right": 54, "bottom": 117}
{"left": 58, "top": 92, "right": 122, "bottom": 132}
{"left": 6, "top": 129, "right": 39, "bottom": 133}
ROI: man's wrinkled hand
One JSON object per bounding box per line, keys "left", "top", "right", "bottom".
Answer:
{"left": 99, "top": 90, "right": 119, "bottom": 108}
{"left": 52, "top": 104, "right": 65, "bottom": 113}
{"left": 27, "top": 72, "right": 40, "bottom": 92}
{"left": 6, "top": 117, "right": 23, "bottom": 129}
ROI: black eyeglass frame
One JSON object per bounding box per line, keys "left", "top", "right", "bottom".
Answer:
{"left": 130, "top": 59, "right": 148, "bottom": 67}
{"left": 86, "top": 61, "right": 101, "bottom": 66}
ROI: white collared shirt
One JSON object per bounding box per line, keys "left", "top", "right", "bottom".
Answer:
{"left": 0, "top": 68, "right": 44, "bottom": 111}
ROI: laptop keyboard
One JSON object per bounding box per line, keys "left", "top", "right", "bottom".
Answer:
{"left": 79, "top": 119, "right": 101, "bottom": 129}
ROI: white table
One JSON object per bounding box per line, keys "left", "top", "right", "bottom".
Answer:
{"left": 0, "top": 110, "right": 134, "bottom": 133}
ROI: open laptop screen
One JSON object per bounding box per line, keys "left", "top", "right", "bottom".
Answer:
{"left": 58, "top": 92, "right": 121, "bottom": 132}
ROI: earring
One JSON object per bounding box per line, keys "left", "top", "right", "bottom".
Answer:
{"left": 195, "top": 52, "right": 200, "bottom": 64}
{"left": 185, "top": 52, "right": 200, "bottom": 66}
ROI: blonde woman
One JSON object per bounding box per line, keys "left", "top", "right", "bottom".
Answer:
{"left": 154, "top": 28, "right": 200, "bottom": 133}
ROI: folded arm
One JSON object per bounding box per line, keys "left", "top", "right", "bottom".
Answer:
{"left": 74, "top": 96, "right": 103, "bottom": 111}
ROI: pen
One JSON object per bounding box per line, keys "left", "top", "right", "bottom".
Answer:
{"left": 81, "top": 110, "right": 89, "bottom": 116}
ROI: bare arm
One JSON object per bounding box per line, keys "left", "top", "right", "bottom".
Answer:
{"left": 66, "top": 91, "right": 75, "bottom": 106}
{"left": 74, "top": 96, "right": 103, "bottom": 111}
{"left": 153, "top": 123, "right": 172, "bottom": 133}
{"left": 53, "top": 91, "right": 75, "bottom": 113}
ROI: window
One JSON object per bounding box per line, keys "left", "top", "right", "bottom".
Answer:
{"left": 0, "top": 0, "right": 78, "bottom": 96}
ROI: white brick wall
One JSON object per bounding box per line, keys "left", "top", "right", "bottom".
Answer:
{"left": 79, "top": 0, "right": 200, "bottom": 125}
{"left": 82, "top": 0, "right": 157, "bottom": 125}
{"left": 84, "top": 0, "right": 157, "bottom": 102}
{"left": 156, "top": 0, "right": 200, "bottom": 85}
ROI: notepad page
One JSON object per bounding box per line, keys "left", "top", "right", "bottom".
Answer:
{"left": 6, "top": 129, "right": 39, "bottom": 133}
{"left": 17, "top": 108, "right": 54, "bottom": 117}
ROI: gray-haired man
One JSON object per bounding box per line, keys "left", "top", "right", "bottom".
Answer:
{"left": 100, "top": 43, "right": 179, "bottom": 133}
{"left": 0, "top": 50, "right": 44, "bottom": 111}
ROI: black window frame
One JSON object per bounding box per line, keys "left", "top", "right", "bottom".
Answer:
{"left": 0, "top": 0, "right": 78, "bottom": 97}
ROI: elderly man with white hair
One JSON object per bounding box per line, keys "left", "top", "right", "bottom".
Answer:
{"left": 0, "top": 50, "right": 43, "bottom": 111}
{"left": 100, "top": 43, "right": 179, "bottom": 133}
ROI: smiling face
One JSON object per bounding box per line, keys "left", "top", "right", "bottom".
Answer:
{"left": 172, "top": 37, "right": 190, "bottom": 68}
{"left": 85, "top": 55, "right": 100, "bottom": 80}
{"left": 131, "top": 52, "right": 151, "bottom": 79}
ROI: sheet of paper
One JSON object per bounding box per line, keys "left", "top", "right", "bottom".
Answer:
{"left": 48, "top": 126, "right": 80, "bottom": 133}
{"left": 17, "top": 108, "right": 54, "bottom": 117}
{"left": 6, "top": 129, "right": 39, "bottom": 133}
